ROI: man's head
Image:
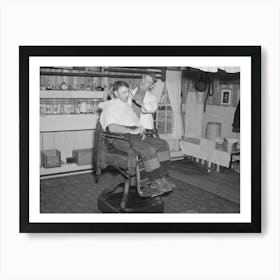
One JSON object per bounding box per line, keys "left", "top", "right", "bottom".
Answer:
{"left": 139, "top": 73, "right": 157, "bottom": 91}
{"left": 113, "top": 81, "right": 130, "bottom": 103}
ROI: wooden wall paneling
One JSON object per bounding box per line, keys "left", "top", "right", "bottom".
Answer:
{"left": 41, "top": 132, "right": 55, "bottom": 150}
{"left": 83, "top": 130, "right": 95, "bottom": 148}
{"left": 40, "top": 133, "right": 43, "bottom": 150}
{"left": 40, "top": 133, "right": 43, "bottom": 166}
{"left": 219, "top": 106, "right": 236, "bottom": 137}
{"left": 53, "top": 131, "right": 67, "bottom": 162}
{"left": 64, "top": 131, "right": 75, "bottom": 158}
{"left": 73, "top": 131, "right": 86, "bottom": 150}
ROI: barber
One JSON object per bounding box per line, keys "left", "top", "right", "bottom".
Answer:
{"left": 129, "top": 73, "right": 175, "bottom": 190}
{"left": 128, "top": 73, "right": 158, "bottom": 130}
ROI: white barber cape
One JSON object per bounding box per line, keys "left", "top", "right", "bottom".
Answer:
{"left": 99, "top": 99, "right": 141, "bottom": 131}
{"left": 129, "top": 88, "right": 158, "bottom": 129}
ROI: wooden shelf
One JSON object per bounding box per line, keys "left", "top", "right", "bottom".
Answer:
{"left": 40, "top": 163, "right": 93, "bottom": 177}
{"left": 40, "top": 90, "right": 105, "bottom": 99}
{"left": 40, "top": 114, "right": 99, "bottom": 132}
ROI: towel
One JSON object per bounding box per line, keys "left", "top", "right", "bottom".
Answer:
{"left": 99, "top": 99, "right": 141, "bottom": 131}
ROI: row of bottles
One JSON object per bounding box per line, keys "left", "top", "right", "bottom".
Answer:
{"left": 40, "top": 98, "right": 100, "bottom": 115}
{"left": 40, "top": 83, "right": 105, "bottom": 91}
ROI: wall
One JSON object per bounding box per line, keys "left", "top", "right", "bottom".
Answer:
{"left": 182, "top": 75, "right": 240, "bottom": 139}
{"left": 203, "top": 105, "right": 239, "bottom": 138}
{"left": 40, "top": 130, "right": 95, "bottom": 161}
{"left": 1, "top": 1, "right": 279, "bottom": 280}
{"left": 204, "top": 80, "right": 239, "bottom": 138}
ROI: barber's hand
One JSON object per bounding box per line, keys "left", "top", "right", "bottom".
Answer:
{"left": 138, "top": 127, "right": 146, "bottom": 140}
{"left": 140, "top": 133, "right": 146, "bottom": 140}
{"left": 132, "top": 89, "right": 145, "bottom": 106}
{"left": 132, "top": 96, "right": 142, "bottom": 106}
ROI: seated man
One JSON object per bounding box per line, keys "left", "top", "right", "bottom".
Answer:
{"left": 99, "top": 81, "right": 175, "bottom": 194}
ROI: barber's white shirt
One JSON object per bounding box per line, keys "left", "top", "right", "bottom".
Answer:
{"left": 129, "top": 88, "right": 158, "bottom": 129}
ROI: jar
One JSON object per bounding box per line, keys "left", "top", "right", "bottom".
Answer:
{"left": 40, "top": 104, "right": 46, "bottom": 115}
{"left": 80, "top": 102, "right": 87, "bottom": 113}
{"left": 87, "top": 103, "right": 92, "bottom": 113}
{"left": 75, "top": 102, "right": 80, "bottom": 114}
{"left": 46, "top": 105, "right": 50, "bottom": 115}
{"left": 53, "top": 105, "right": 59, "bottom": 115}
{"left": 70, "top": 105, "right": 75, "bottom": 114}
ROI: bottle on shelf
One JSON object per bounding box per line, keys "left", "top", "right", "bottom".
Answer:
{"left": 75, "top": 102, "right": 80, "bottom": 114}
{"left": 40, "top": 104, "right": 46, "bottom": 115}
{"left": 87, "top": 102, "right": 92, "bottom": 114}
{"left": 70, "top": 104, "right": 75, "bottom": 114}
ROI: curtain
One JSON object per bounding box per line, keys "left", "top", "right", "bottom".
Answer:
{"left": 166, "top": 70, "right": 184, "bottom": 139}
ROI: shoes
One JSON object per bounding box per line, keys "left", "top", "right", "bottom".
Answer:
{"left": 141, "top": 184, "right": 165, "bottom": 197}
{"left": 161, "top": 176, "right": 176, "bottom": 190}
{"left": 150, "top": 178, "right": 173, "bottom": 194}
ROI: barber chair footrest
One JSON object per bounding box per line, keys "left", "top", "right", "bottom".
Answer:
{"left": 98, "top": 184, "right": 164, "bottom": 213}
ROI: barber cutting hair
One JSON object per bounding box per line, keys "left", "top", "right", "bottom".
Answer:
{"left": 128, "top": 73, "right": 158, "bottom": 130}
{"left": 99, "top": 80, "right": 175, "bottom": 195}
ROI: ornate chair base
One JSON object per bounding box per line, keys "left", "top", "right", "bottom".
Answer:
{"left": 97, "top": 183, "right": 164, "bottom": 213}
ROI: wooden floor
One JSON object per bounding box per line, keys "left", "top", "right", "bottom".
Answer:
{"left": 40, "top": 159, "right": 240, "bottom": 213}
{"left": 169, "top": 159, "right": 240, "bottom": 204}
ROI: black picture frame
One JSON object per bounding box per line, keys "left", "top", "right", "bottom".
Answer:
{"left": 20, "top": 46, "right": 261, "bottom": 233}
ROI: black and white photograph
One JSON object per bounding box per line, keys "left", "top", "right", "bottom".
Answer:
{"left": 39, "top": 66, "right": 241, "bottom": 214}
{"left": 20, "top": 46, "right": 260, "bottom": 232}
{"left": 221, "top": 89, "right": 232, "bottom": 105}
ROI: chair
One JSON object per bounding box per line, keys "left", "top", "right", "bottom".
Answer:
{"left": 93, "top": 122, "right": 164, "bottom": 213}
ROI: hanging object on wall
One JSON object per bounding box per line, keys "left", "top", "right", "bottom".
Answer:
{"left": 203, "top": 77, "right": 214, "bottom": 112}
{"left": 232, "top": 101, "right": 240, "bottom": 133}
{"left": 185, "top": 90, "right": 198, "bottom": 138}
{"left": 209, "top": 77, "right": 214, "bottom": 96}
{"left": 196, "top": 92, "right": 205, "bottom": 138}
{"left": 194, "top": 79, "right": 207, "bottom": 92}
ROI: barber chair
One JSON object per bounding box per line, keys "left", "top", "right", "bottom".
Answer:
{"left": 93, "top": 122, "right": 164, "bottom": 213}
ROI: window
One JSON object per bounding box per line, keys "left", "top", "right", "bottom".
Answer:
{"left": 154, "top": 84, "right": 173, "bottom": 135}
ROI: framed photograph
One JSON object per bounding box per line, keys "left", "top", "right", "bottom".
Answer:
{"left": 221, "top": 89, "right": 232, "bottom": 105}
{"left": 20, "top": 46, "right": 261, "bottom": 233}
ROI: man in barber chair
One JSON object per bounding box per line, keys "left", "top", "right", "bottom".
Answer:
{"left": 99, "top": 81, "right": 175, "bottom": 194}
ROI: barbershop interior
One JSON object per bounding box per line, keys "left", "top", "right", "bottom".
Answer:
{"left": 40, "top": 67, "right": 240, "bottom": 213}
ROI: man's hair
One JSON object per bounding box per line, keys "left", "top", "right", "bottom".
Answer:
{"left": 112, "top": 80, "right": 129, "bottom": 92}
{"left": 143, "top": 72, "right": 157, "bottom": 83}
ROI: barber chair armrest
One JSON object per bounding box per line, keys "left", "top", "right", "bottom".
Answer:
{"left": 102, "top": 131, "right": 143, "bottom": 160}
{"left": 102, "top": 131, "right": 128, "bottom": 141}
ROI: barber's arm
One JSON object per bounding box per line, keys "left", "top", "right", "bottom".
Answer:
{"left": 131, "top": 88, "right": 145, "bottom": 106}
